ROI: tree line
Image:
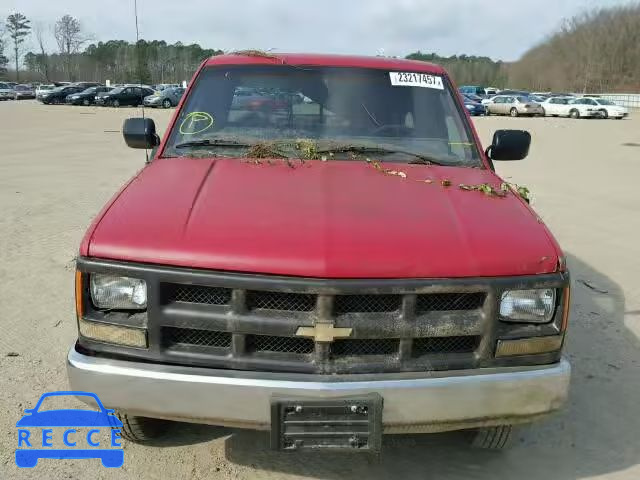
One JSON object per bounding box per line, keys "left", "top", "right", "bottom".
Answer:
{"left": 1, "top": 5, "right": 639, "bottom": 92}
{"left": 508, "top": 3, "right": 640, "bottom": 93}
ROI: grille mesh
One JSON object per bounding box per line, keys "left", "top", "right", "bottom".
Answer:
{"left": 172, "top": 285, "right": 232, "bottom": 305}
{"left": 246, "top": 291, "right": 316, "bottom": 312}
{"left": 412, "top": 336, "right": 479, "bottom": 356}
{"left": 416, "top": 293, "right": 485, "bottom": 313}
{"left": 334, "top": 295, "right": 401, "bottom": 314}
{"left": 332, "top": 338, "right": 400, "bottom": 356}
{"left": 246, "top": 335, "right": 314, "bottom": 354}
{"left": 164, "top": 327, "right": 232, "bottom": 348}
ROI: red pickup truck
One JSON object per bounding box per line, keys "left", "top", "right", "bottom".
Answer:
{"left": 68, "top": 53, "right": 570, "bottom": 451}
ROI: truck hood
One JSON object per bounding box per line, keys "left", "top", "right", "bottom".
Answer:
{"left": 86, "top": 158, "right": 559, "bottom": 278}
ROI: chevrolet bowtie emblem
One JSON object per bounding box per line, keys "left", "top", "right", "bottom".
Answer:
{"left": 295, "top": 323, "right": 353, "bottom": 342}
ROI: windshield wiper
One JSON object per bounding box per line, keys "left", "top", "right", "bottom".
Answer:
{"left": 316, "top": 145, "right": 448, "bottom": 166}
{"left": 174, "top": 139, "right": 253, "bottom": 149}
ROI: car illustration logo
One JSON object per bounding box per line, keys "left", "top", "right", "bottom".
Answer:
{"left": 15, "top": 391, "right": 123, "bottom": 468}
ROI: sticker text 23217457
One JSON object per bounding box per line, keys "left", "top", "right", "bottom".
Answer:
{"left": 389, "top": 72, "right": 444, "bottom": 90}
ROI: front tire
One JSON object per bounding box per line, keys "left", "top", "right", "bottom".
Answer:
{"left": 599, "top": 109, "right": 608, "bottom": 119}
{"left": 569, "top": 109, "right": 580, "bottom": 119}
{"left": 116, "top": 411, "right": 170, "bottom": 444}
{"left": 471, "top": 425, "right": 514, "bottom": 450}
{"left": 510, "top": 107, "right": 518, "bottom": 117}
{"left": 162, "top": 99, "right": 172, "bottom": 108}
{"left": 112, "top": 99, "right": 120, "bottom": 107}
{"left": 83, "top": 98, "right": 90, "bottom": 106}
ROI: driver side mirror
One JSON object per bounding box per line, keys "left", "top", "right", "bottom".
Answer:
{"left": 123, "top": 117, "right": 160, "bottom": 149}
{"left": 487, "top": 129, "right": 531, "bottom": 161}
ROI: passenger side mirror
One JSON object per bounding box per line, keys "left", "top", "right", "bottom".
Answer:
{"left": 487, "top": 129, "right": 531, "bottom": 161}
{"left": 122, "top": 117, "right": 160, "bottom": 149}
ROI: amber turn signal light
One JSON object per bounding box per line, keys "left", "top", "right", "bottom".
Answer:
{"left": 495, "top": 335, "right": 564, "bottom": 357}
{"left": 75, "top": 271, "right": 84, "bottom": 318}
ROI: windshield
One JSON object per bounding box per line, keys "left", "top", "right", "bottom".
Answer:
{"left": 164, "top": 65, "right": 480, "bottom": 167}
{"left": 595, "top": 99, "right": 615, "bottom": 106}
{"left": 109, "top": 87, "right": 124, "bottom": 94}
{"left": 82, "top": 87, "right": 97, "bottom": 94}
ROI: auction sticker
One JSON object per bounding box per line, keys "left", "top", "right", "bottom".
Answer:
{"left": 389, "top": 72, "right": 444, "bottom": 90}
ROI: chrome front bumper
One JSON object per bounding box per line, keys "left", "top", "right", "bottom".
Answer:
{"left": 67, "top": 347, "right": 570, "bottom": 433}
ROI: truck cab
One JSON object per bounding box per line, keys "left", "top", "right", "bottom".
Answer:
{"left": 68, "top": 53, "right": 570, "bottom": 451}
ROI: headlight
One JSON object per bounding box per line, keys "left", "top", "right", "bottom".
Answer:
{"left": 499, "top": 289, "right": 555, "bottom": 323}
{"left": 90, "top": 274, "right": 147, "bottom": 310}
{"left": 464, "top": 104, "right": 473, "bottom": 110}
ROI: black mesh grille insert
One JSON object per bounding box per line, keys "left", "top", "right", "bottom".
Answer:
{"left": 171, "top": 285, "right": 232, "bottom": 305}
{"left": 416, "top": 293, "right": 485, "bottom": 313}
{"left": 246, "top": 335, "right": 314, "bottom": 354}
{"left": 164, "top": 327, "right": 232, "bottom": 348}
{"left": 332, "top": 338, "right": 400, "bottom": 356}
{"left": 246, "top": 291, "right": 316, "bottom": 312}
{"left": 334, "top": 295, "right": 401, "bottom": 314}
{"left": 412, "top": 336, "right": 480, "bottom": 356}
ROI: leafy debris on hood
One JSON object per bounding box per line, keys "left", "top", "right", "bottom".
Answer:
{"left": 459, "top": 182, "right": 508, "bottom": 197}
{"left": 366, "top": 158, "right": 407, "bottom": 178}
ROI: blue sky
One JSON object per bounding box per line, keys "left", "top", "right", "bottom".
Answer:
{"left": 2, "top": 0, "right": 635, "bottom": 60}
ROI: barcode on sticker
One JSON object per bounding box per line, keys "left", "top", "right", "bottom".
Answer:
{"left": 389, "top": 72, "right": 444, "bottom": 90}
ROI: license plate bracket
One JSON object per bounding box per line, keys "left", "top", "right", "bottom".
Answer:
{"left": 271, "top": 394, "right": 382, "bottom": 452}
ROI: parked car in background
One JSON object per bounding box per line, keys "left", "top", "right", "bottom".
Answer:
{"left": 590, "top": 98, "right": 629, "bottom": 119}
{"left": 39, "top": 85, "right": 85, "bottom": 104}
{"left": 66, "top": 86, "right": 113, "bottom": 105}
{"left": 462, "top": 96, "right": 487, "bottom": 116}
{"left": 0, "top": 82, "right": 15, "bottom": 101}
{"left": 13, "top": 84, "right": 36, "bottom": 100}
{"left": 565, "top": 98, "right": 604, "bottom": 119}
{"left": 539, "top": 97, "right": 574, "bottom": 117}
{"left": 95, "top": 85, "right": 155, "bottom": 107}
{"left": 463, "top": 93, "right": 484, "bottom": 103}
{"left": 486, "top": 95, "right": 544, "bottom": 117}
{"left": 529, "top": 95, "right": 547, "bottom": 104}
{"left": 143, "top": 87, "right": 185, "bottom": 108}
{"left": 485, "top": 87, "right": 499, "bottom": 96}
{"left": 459, "top": 85, "right": 488, "bottom": 97}
{"left": 35, "top": 84, "right": 56, "bottom": 100}
{"left": 153, "top": 83, "right": 180, "bottom": 92}
{"left": 72, "top": 81, "right": 102, "bottom": 90}
{"left": 496, "top": 89, "right": 530, "bottom": 97}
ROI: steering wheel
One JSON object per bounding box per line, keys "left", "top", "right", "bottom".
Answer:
{"left": 370, "top": 124, "right": 413, "bottom": 136}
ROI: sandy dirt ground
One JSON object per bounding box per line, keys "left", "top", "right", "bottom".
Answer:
{"left": 0, "top": 100, "right": 639, "bottom": 480}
